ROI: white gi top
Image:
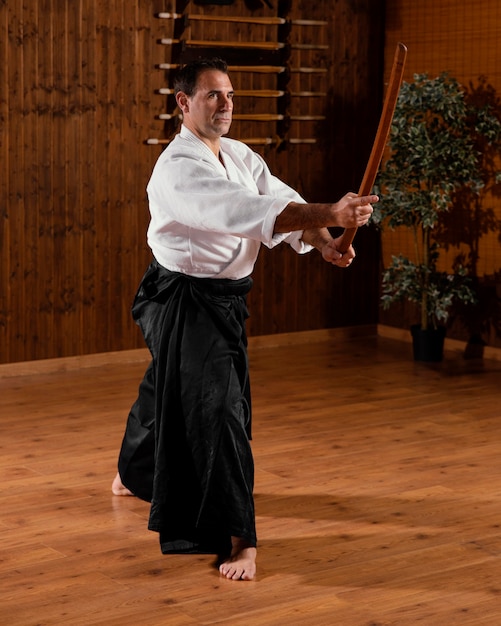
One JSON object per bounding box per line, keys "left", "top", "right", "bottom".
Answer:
{"left": 147, "top": 125, "right": 312, "bottom": 279}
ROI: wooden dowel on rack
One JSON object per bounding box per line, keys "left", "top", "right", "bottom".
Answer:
{"left": 232, "top": 114, "right": 285, "bottom": 121}
{"left": 290, "top": 67, "right": 328, "bottom": 73}
{"left": 157, "top": 63, "right": 287, "bottom": 73}
{"left": 292, "top": 19, "right": 329, "bottom": 26}
{"left": 159, "top": 38, "right": 285, "bottom": 50}
{"left": 157, "top": 114, "right": 284, "bottom": 121}
{"left": 158, "top": 113, "right": 325, "bottom": 122}
{"left": 235, "top": 89, "right": 285, "bottom": 97}
{"left": 156, "top": 13, "right": 328, "bottom": 26}
{"left": 227, "top": 65, "right": 286, "bottom": 73}
{"left": 291, "top": 43, "right": 329, "bottom": 50}
{"left": 291, "top": 91, "right": 327, "bottom": 97}
{"left": 290, "top": 115, "right": 326, "bottom": 121}
{"left": 156, "top": 64, "right": 326, "bottom": 74}
{"left": 157, "top": 88, "right": 285, "bottom": 98}
{"left": 146, "top": 137, "right": 318, "bottom": 146}
{"left": 240, "top": 137, "right": 275, "bottom": 145}
{"left": 159, "top": 39, "right": 327, "bottom": 51}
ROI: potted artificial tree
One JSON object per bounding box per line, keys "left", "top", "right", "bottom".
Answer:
{"left": 373, "top": 72, "right": 501, "bottom": 361}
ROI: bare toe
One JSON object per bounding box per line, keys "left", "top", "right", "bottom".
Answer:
{"left": 111, "top": 472, "right": 134, "bottom": 496}
{"left": 219, "top": 539, "right": 256, "bottom": 581}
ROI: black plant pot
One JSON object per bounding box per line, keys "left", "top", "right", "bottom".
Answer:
{"left": 410, "top": 325, "right": 446, "bottom": 362}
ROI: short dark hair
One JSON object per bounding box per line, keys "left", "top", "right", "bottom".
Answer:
{"left": 173, "top": 58, "right": 229, "bottom": 97}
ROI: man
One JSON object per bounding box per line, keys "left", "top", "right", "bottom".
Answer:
{"left": 112, "top": 58, "right": 376, "bottom": 581}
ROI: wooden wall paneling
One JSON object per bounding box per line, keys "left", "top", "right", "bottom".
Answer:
{"left": 128, "top": 0, "right": 151, "bottom": 352}
{"left": 94, "top": 0, "right": 112, "bottom": 351}
{"left": 68, "top": 1, "right": 85, "bottom": 357}
{"left": 80, "top": 0, "right": 97, "bottom": 356}
{"left": 112, "top": 0, "right": 131, "bottom": 353}
{"left": 245, "top": 7, "right": 292, "bottom": 333}
{"left": 3, "top": 2, "right": 16, "bottom": 361}
{"left": 248, "top": 6, "right": 305, "bottom": 334}
{"left": 0, "top": 2, "right": 8, "bottom": 359}
{"left": 9, "top": 0, "right": 31, "bottom": 361}
{"left": 298, "top": 3, "right": 325, "bottom": 328}
{"left": 94, "top": 1, "right": 114, "bottom": 354}
{"left": 121, "top": 1, "right": 149, "bottom": 353}
{"left": 52, "top": 2, "right": 71, "bottom": 356}
{"left": 282, "top": 4, "right": 330, "bottom": 333}
{"left": 115, "top": 0, "right": 138, "bottom": 352}
{"left": 36, "top": 0, "right": 55, "bottom": 361}
{"left": 1, "top": 0, "right": 23, "bottom": 360}
{"left": 19, "top": 1, "right": 35, "bottom": 359}
{"left": 123, "top": 0, "right": 167, "bottom": 353}
{"left": 118, "top": 0, "right": 134, "bottom": 351}
{"left": 32, "top": 1, "right": 50, "bottom": 360}
{"left": 106, "top": 0, "right": 119, "bottom": 351}
{"left": 17, "top": 0, "right": 33, "bottom": 360}
{"left": 247, "top": 253, "right": 265, "bottom": 336}
{"left": 98, "top": 0, "right": 132, "bottom": 353}
{"left": 268, "top": 246, "right": 296, "bottom": 335}
{"left": 325, "top": 0, "right": 384, "bottom": 331}
{"left": 67, "top": 3, "right": 82, "bottom": 354}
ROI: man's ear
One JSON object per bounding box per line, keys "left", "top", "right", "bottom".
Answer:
{"left": 176, "top": 92, "right": 189, "bottom": 114}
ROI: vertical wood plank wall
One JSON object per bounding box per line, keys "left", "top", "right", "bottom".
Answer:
{"left": 0, "top": 1, "right": 385, "bottom": 364}
{"left": 382, "top": 0, "right": 501, "bottom": 347}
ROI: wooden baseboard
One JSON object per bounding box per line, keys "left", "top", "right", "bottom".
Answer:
{"left": 5, "top": 323, "right": 499, "bottom": 378}
{"left": 0, "top": 348, "right": 151, "bottom": 378}
{"left": 0, "top": 326, "right": 378, "bottom": 379}
{"left": 248, "top": 325, "right": 377, "bottom": 349}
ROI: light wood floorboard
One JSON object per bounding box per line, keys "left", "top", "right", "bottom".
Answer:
{"left": 1, "top": 335, "right": 501, "bottom": 625}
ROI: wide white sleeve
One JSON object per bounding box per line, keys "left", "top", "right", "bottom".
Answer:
{"left": 242, "top": 148, "right": 313, "bottom": 254}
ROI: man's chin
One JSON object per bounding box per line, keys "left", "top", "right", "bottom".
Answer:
{"left": 215, "top": 123, "right": 232, "bottom": 136}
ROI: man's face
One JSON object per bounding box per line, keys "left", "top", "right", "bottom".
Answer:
{"left": 178, "top": 69, "right": 234, "bottom": 142}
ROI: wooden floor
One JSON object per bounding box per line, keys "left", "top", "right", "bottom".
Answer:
{"left": 2, "top": 333, "right": 501, "bottom": 625}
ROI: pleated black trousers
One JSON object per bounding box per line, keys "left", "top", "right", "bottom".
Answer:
{"left": 116, "top": 260, "right": 256, "bottom": 555}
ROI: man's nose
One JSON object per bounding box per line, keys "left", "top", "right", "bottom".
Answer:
{"left": 220, "top": 95, "right": 233, "bottom": 109}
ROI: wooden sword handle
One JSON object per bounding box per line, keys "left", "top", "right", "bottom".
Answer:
{"left": 337, "top": 42, "right": 408, "bottom": 253}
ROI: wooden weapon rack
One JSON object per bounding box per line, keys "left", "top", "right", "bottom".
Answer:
{"left": 147, "top": 0, "right": 330, "bottom": 149}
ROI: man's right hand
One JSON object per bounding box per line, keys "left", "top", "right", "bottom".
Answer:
{"left": 331, "top": 192, "right": 378, "bottom": 229}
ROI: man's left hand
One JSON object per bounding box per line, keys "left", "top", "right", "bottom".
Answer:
{"left": 321, "top": 238, "right": 355, "bottom": 267}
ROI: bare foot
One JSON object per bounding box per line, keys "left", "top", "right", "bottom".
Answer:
{"left": 219, "top": 537, "right": 257, "bottom": 581}
{"left": 111, "top": 472, "right": 134, "bottom": 496}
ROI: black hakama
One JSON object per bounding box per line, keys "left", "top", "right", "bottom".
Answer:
{"left": 117, "top": 260, "right": 256, "bottom": 555}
